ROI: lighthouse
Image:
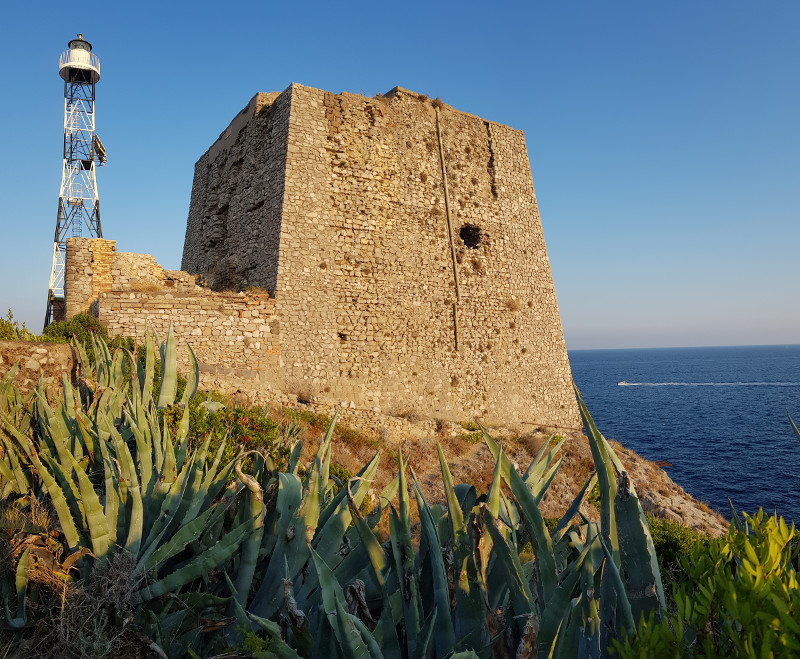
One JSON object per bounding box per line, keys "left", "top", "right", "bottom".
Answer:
{"left": 45, "top": 34, "right": 106, "bottom": 326}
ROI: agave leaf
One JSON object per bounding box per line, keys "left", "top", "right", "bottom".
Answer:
{"left": 436, "top": 443, "right": 483, "bottom": 650}
{"left": 142, "top": 331, "right": 156, "bottom": 409}
{"left": 249, "top": 472, "right": 306, "bottom": 619}
{"left": 156, "top": 323, "right": 177, "bottom": 409}
{"left": 134, "top": 518, "right": 251, "bottom": 603}
{"left": 125, "top": 348, "right": 140, "bottom": 408}
{"left": 245, "top": 611, "right": 303, "bottom": 659}
{"left": 728, "top": 499, "right": 744, "bottom": 533}
{"left": 95, "top": 429, "right": 121, "bottom": 551}
{"left": 522, "top": 435, "right": 566, "bottom": 485}
{"left": 111, "top": 348, "right": 125, "bottom": 389}
{"left": 36, "top": 391, "right": 73, "bottom": 474}
{"left": 612, "top": 470, "right": 665, "bottom": 622}
{"left": 553, "top": 472, "right": 598, "bottom": 542}
{"left": 484, "top": 517, "right": 534, "bottom": 616}
{"left": 286, "top": 438, "right": 303, "bottom": 476}
{"left": 0, "top": 450, "right": 19, "bottom": 496}
{"left": 30, "top": 450, "right": 82, "bottom": 550}
{"left": 143, "top": 506, "right": 215, "bottom": 571}
{"left": 175, "top": 404, "right": 191, "bottom": 452}
{"left": 436, "top": 443, "right": 468, "bottom": 562}
{"left": 574, "top": 385, "right": 620, "bottom": 566}
{"left": 410, "top": 468, "right": 456, "bottom": 655}
{"left": 575, "top": 389, "right": 665, "bottom": 621}
{"left": 390, "top": 449, "right": 421, "bottom": 651}
{"left": 66, "top": 451, "right": 114, "bottom": 562}
{"left": 598, "top": 534, "right": 636, "bottom": 636}
{"left": 0, "top": 436, "right": 29, "bottom": 495}
{"left": 410, "top": 609, "right": 438, "bottom": 659}
{"left": 369, "top": 477, "right": 399, "bottom": 530}
{"left": 537, "top": 536, "right": 595, "bottom": 655}
{"left": 372, "top": 590, "right": 402, "bottom": 659}
{"left": 489, "top": 441, "right": 557, "bottom": 602}
{"left": 140, "top": 456, "right": 195, "bottom": 560}
{"left": 231, "top": 453, "right": 266, "bottom": 608}
{"left": 6, "top": 547, "right": 30, "bottom": 628}
{"left": 159, "top": 420, "right": 178, "bottom": 490}
{"left": 91, "top": 333, "right": 109, "bottom": 389}
{"left": 310, "top": 547, "right": 372, "bottom": 659}
{"left": 532, "top": 457, "right": 563, "bottom": 506}
{"left": 789, "top": 414, "right": 800, "bottom": 443}
{"left": 313, "top": 451, "right": 380, "bottom": 564}
{"left": 72, "top": 339, "right": 90, "bottom": 380}
{"left": 348, "top": 614, "right": 384, "bottom": 659}
{"left": 302, "top": 411, "right": 338, "bottom": 542}
{"left": 173, "top": 435, "right": 213, "bottom": 524}
{"left": 125, "top": 409, "right": 153, "bottom": 501}
{"left": 346, "top": 496, "right": 387, "bottom": 588}
{"left": 475, "top": 455, "right": 504, "bottom": 610}
{"left": 106, "top": 420, "right": 144, "bottom": 556}
{"left": 180, "top": 343, "right": 199, "bottom": 406}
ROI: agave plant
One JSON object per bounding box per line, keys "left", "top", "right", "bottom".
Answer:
{"left": 224, "top": 387, "right": 664, "bottom": 659}
{"left": 0, "top": 327, "right": 255, "bottom": 640}
{"left": 1, "top": 325, "right": 667, "bottom": 658}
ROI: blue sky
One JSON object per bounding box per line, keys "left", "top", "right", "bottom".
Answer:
{"left": 1, "top": 1, "right": 797, "bottom": 349}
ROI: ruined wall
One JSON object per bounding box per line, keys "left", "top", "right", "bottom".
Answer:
{"left": 64, "top": 238, "right": 281, "bottom": 384}
{"left": 182, "top": 84, "right": 579, "bottom": 429}
{"left": 98, "top": 290, "right": 279, "bottom": 379}
{"left": 64, "top": 238, "right": 114, "bottom": 318}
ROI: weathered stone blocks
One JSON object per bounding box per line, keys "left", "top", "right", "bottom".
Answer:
{"left": 180, "top": 83, "right": 580, "bottom": 428}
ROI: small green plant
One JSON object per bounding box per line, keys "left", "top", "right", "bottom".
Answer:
{"left": 616, "top": 511, "right": 800, "bottom": 658}
{"left": 41, "top": 312, "right": 108, "bottom": 344}
{"left": 458, "top": 421, "right": 480, "bottom": 432}
{"left": 242, "top": 285, "right": 270, "bottom": 295}
{"left": 458, "top": 431, "right": 483, "bottom": 444}
{"left": 0, "top": 310, "right": 39, "bottom": 342}
{"left": 646, "top": 513, "right": 708, "bottom": 592}
{"left": 586, "top": 481, "right": 601, "bottom": 510}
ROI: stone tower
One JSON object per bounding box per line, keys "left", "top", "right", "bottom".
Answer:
{"left": 182, "top": 83, "right": 579, "bottom": 429}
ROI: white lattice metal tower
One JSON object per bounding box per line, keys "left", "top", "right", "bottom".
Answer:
{"left": 45, "top": 34, "right": 106, "bottom": 326}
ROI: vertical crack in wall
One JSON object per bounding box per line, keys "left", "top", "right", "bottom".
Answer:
{"left": 435, "top": 106, "right": 460, "bottom": 350}
{"left": 484, "top": 121, "right": 498, "bottom": 200}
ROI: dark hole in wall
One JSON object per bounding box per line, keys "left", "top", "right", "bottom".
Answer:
{"left": 460, "top": 224, "right": 484, "bottom": 249}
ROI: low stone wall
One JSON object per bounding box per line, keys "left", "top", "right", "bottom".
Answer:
{"left": 98, "top": 290, "right": 280, "bottom": 381}
{"left": 0, "top": 341, "right": 77, "bottom": 398}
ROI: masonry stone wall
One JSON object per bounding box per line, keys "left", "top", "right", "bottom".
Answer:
{"left": 98, "top": 290, "right": 279, "bottom": 380}
{"left": 65, "top": 238, "right": 114, "bottom": 318}
{"left": 181, "top": 84, "right": 580, "bottom": 429}
{"left": 63, "top": 238, "right": 281, "bottom": 384}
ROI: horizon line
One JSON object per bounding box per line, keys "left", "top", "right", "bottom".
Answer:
{"left": 567, "top": 342, "right": 800, "bottom": 352}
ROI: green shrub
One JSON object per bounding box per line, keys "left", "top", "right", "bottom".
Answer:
{"left": 646, "top": 514, "right": 708, "bottom": 593}
{"left": 0, "top": 310, "right": 39, "bottom": 341}
{"left": 458, "top": 431, "right": 483, "bottom": 444}
{"left": 165, "top": 400, "right": 287, "bottom": 472}
{"left": 41, "top": 312, "right": 109, "bottom": 344}
{"left": 615, "top": 511, "right": 800, "bottom": 658}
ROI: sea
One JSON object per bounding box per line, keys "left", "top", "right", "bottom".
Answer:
{"left": 569, "top": 344, "right": 800, "bottom": 525}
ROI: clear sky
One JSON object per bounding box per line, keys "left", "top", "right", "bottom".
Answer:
{"left": 1, "top": 1, "right": 797, "bottom": 349}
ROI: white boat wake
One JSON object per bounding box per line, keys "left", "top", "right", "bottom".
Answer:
{"left": 617, "top": 381, "right": 800, "bottom": 387}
